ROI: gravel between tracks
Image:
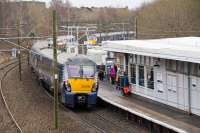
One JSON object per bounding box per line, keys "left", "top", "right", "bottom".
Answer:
{"left": 0, "top": 72, "right": 18, "bottom": 133}
{"left": 2, "top": 64, "right": 100, "bottom": 133}
{"left": 74, "top": 106, "right": 149, "bottom": 133}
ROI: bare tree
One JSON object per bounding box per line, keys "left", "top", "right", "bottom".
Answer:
{"left": 137, "top": 0, "right": 200, "bottom": 39}
{"left": 50, "top": 0, "right": 71, "bottom": 25}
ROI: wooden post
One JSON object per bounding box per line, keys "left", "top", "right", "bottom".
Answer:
{"left": 17, "top": 18, "right": 22, "bottom": 81}
{"left": 27, "top": 41, "right": 29, "bottom": 66}
{"left": 53, "top": 10, "right": 58, "bottom": 129}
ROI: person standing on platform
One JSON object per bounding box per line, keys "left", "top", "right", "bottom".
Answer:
{"left": 116, "top": 65, "right": 121, "bottom": 83}
{"left": 120, "top": 71, "right": 130, "bottom": 95}
{"left": 114, "top": 64, "right": 118, "bottom": 74}
{"left": 98, "top": 65, "right": 104, "bottom": 81}
{"left": 110, "top": 66, "right": 116, "bottom": 85}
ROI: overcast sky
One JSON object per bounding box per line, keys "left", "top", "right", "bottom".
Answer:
{"left": 35, "top": 0, "right": 153, "bottom": 9}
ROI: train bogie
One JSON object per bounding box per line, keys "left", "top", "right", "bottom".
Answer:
{"left": 62, "top": 90, "right": 97, "bottom": 108}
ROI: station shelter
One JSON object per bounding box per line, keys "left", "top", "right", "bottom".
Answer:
{"left": 102, "top": 37, "right": 200, "bottom": 116}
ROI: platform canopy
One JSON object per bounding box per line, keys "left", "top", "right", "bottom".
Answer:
{"left": 86, "top": 47, "right": 107, "bottom": 65}
{"left": 102, "top": 37, "right": 200, "bottom": 64}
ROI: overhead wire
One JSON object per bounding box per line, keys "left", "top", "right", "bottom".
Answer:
{"left": 1, "top": 39, "right": 41, "bottom": 56}
{"left": 137, "top": 26, "right": 200, "bottom": 33}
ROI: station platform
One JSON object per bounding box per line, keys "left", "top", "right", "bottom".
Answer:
{"left": 98, "top": 81, "right": 200, "bottom": 133}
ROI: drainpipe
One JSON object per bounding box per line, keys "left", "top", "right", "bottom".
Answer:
{"left": 187, "top": 62, "right": 191, "bottom": 115}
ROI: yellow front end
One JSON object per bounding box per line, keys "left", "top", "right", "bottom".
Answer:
{"left": 68, "top": 79, "right": 95, "bottom": 93}
{"left": 88, "top": 40, "right": 97, "bottom": 45}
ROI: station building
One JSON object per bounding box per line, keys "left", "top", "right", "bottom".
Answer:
{"left": 102, "top": 37, "right": 200, "bottom": 116}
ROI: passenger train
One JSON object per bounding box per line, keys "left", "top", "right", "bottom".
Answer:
{"left": 29, "top": 39, "right": 98, "bottom": 108}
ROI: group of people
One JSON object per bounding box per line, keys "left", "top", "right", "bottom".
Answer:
{"left": 109, "top": 64, "right": 130, "bottom": 95}
{"left": 109, "top": 65, "right": 129, "bottom": 94}
{"left": 97, "top": 64, "right": 130, "bottom": 95}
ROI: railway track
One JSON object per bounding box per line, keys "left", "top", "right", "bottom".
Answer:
{"left": 44, "top": 82, "right": 148, "bottom": 133}
{"left": 43, "top": 88, "right": 107, "bottom": 133}
{"left": 0, "top": 59, "right": 23, "bottom": 133}
{"left": 73, "top": 106, "right": 148, "bottom": 133}
{"left": 3, "top": 63, "right": 101, "bottom": 133}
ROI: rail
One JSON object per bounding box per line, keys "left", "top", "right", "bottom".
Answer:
{"left": 0, "top": 59, "right": 25, "bottom": 133}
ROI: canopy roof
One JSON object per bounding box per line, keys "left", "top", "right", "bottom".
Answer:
{"left": 102, "top": 37, "right": 200, "bottom": 63}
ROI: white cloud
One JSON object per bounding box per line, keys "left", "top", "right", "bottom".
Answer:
{"left": 27, "top": 0, "right": 153, "bottom": 9}
{"left": 69, "top": 0, "right": 153, "bottom": 9}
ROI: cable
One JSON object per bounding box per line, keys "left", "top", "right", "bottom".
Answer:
{"left": 0, "top": 27, "right": 16, "bottom": 30}
{"left": 138, "top": 26, "right": 200, "bottom": 33}
{"left": 0, "top": 36, "right": 50, "bottom": 40}
{"left": 2, "top": 39, "right": 41, "bottom": 56}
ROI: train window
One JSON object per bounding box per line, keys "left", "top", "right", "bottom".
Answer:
{"left": 147, "top": 66, "right": 154, "bottom": 89}
{"left": 130, "top": 64, "right": 136, "bottom": 84}
{"left": 82, "top": 65, "right": 95, "bottom": 78}
{"left": 139, "top": 65, "right": 145, "bottom": 86}
{"left": 67, "top": 65, "right": 81, "bottom": 78}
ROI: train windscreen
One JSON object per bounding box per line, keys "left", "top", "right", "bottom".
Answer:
{"left": 82, "top": 65, "right": 95, "bottom": 78}
{"left": 67, "top": 65, "right": 95, "bottom": 78}
{"left": 68, "top": 65, "right": 81, "bottom": 78}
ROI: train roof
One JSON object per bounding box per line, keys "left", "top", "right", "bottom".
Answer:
{"left": 86, "top": 46, "right": 107, "bottom": 65}
{"left": 31, "top": 39, "right": 76, "bottom": 64}
{"left": 31, "top": 38, "right": 94, "bottom": 65}
{"left": 102, "top": 37, "right": 200, "bottom": 64}
{"left": 95, "top": 31, "right": 135, "bottom": 37}
{"left": 66, "top": 56, "right": 96, "bottom": 65}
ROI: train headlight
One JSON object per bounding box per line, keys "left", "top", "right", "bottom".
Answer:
{"left": 64, "top": 81, "right": 71, "bottom": 92}
{"left": 66, "top": 85, "right": 71, "bottom": 92}
{"left": 92, "top": 83, "right": 98, "bottom": 92}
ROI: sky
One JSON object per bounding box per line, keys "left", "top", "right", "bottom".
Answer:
{"left": 32, "top": 0, "right": 154, "bottom": 9}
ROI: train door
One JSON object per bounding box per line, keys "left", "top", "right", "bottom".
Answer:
{"left": 167, "top": 74, "right": 178, "bottom": 107}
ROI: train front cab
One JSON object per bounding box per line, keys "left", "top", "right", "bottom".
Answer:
{"left": 62, "top": 58, "right": 98, "bottom": 108}
{"left": 63, "top": 79, "right": 98, "bottom": 108}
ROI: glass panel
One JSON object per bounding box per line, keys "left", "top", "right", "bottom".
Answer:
{"left": 83, "top": 65, "right": 95, "bottom": 78}
{"left": 177, "top": 61, "right": 184, "bottom": 74}
{"left": 166, "top": 60, "right": 177, "bottom": 72}
{"left": 139, "top": 65, "right": 144, "bottom": 86}
{"left": 147, "top": 67, "right": 154, "bottom": 89}
{"left": 130, "top": 64, "right": 136, "bottom": 84}
{"left": 67, "top": 65, "right": 81, "bottom": 78}
{"left": 191, "top": 63, "right": 198, "bottom": 76}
